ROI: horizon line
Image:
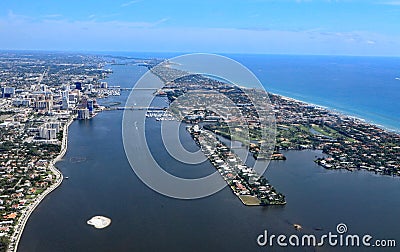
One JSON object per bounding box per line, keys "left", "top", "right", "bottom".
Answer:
{"left": 1, "top": 49, "right": 400, "bottom": 58}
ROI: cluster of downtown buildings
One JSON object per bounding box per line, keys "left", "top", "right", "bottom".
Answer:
{"left": 0, "top": 52, "right": 113, "bottom": 249}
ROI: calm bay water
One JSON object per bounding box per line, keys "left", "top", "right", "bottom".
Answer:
{"left": 18, "top": 61, "right": 400, "bottom": 251}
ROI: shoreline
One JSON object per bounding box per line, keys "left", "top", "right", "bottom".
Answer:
{"left": 268, "top": 91, "right": 400, "bottom": 134}
{"left": 8, "top": 117, "right": 74, "bottom": 252}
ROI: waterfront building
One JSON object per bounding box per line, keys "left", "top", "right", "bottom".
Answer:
{"left": 77, "top": 108, "right": 90, "bottom": 120}
{"left": 100, "top": 82, "right": 108, "bottom": 89}
{"left": 87, "top": 99, "right": 94, "bottom": 115}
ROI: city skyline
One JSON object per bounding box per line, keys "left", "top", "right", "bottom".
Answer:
{"left": 1, "top": 0, "right": 400, "bottom": 56}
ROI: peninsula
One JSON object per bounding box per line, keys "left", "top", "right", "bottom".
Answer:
{"left": 147, "top": 60, "right": 399, "bottom": 207}
{"left": 150, "top": 61, "right": 399, "bottom": 178}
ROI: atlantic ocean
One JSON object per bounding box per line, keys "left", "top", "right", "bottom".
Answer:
{"left": 107, "top": 52, "right": 400, "bottom": 132}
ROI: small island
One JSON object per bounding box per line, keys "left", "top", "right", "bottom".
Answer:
{"left": 86, "top": 216, "right": 112, "bottom": 229}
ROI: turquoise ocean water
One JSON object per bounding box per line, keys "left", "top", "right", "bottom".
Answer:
{"left": 107, "top": 52, "right": 400, "bottom": 132}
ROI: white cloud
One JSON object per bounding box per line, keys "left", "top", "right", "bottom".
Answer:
{"left": 0, "top": 12, "right": 399, "bottom": 56}
{"left": 379, "top": 1, "right": 400, "bottom": 5}
{"left": 42, "top": 14, "right": 63, "bottom": 19}
{"left": 7, "top": 10, "right": 32, "bottom": 21}
{"left": 120, "top": 0, "right": 142, "bottom": 7}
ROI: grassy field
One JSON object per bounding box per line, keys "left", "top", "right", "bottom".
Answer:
{"left": 311, "top": 124, "right": 356, "bottom": 142}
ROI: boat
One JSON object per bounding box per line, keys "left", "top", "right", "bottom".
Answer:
{"left": 293, "top": 224, "right": 302, "bottom": 230}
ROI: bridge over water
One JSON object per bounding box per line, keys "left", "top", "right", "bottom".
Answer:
{"left": 107, "top": 106, "right": 166, "bottom": 111}
{"left": 107, "top": 86, "right": 159, "bottom": 91}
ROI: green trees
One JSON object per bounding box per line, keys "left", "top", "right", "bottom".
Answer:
{"left": 56, "top": 130, "right": 63, "bottom": 141}
{"left": 0, "top": 236, "right": 9, "bottom": 252}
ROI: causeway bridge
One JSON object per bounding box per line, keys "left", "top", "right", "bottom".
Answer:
{"left": 107, "top": 106, "right": 166, "bottom": 111}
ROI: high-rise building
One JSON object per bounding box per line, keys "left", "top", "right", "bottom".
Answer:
{"left": 62, "top": 97, "right": 70, "bottom": 110}
{"left": 75, "top": 82, "right": 82, "bottom": 90}
{"left": 1, "top": 87, "right": 15, "bottom": 98}
{"left": 77, "top": 108, "right": 90, "bottom": 120}
{"left": 13, "top": 99, "right": 30, "bottom": 107}
{"left": 61, "top": 90, "right": 69, "bottom": 99}
{"left": 86, "top": 84, "right": 93, "bottom": 92}
{"left": 87, "top": 99, "right": 94, "bottom": 115}
{"left": 49, "top": 122, "right": 60, "bottom": 133}
{"left": 62, "top": 84, "right": 70, "bottom": 91}
{"left": 69, "top": 92, "right": 79, "bottom": 105}
{"left": 40, "top": 84, "right": 48, "bottom": 92}
{"left": 39, "top": 125, "right": 57, "bottom": 140}
{"left": 35, "top": 100, "right": 53, "bottom": 112}
{"left": 100, "top": 82, "right": 108, "bottom": 89}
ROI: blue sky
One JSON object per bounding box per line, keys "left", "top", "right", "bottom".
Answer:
{"left": 1, "top": 0, "right": 400, "bottom": 55}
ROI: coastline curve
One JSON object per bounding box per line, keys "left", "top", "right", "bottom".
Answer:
{"left": 9, "top": 117, "right": 74, "bottom": 252}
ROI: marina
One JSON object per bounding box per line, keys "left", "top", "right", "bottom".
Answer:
{"left": 145, "top": 111, "right": 175, "bottom": 121}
